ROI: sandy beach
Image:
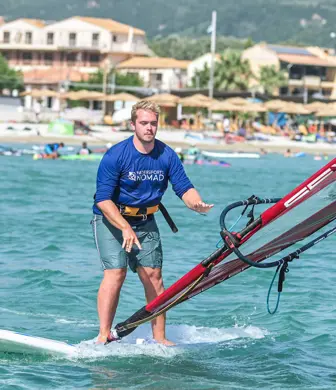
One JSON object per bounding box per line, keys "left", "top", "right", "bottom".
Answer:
{"left": 0, "top": 123, "right": 335, "bottom": 154}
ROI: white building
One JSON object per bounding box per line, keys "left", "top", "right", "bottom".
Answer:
{"left": 116, "top": 56, "right": 190, "bottom": 90}
{"left": 0, "top": 16, "right": 150, "bottom": 86}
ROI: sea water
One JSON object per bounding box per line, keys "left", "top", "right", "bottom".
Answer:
{"left": 1, "top": 152, "right": 336, "bottom": 389}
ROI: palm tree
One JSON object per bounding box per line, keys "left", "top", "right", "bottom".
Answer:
{"left": 258, "top": 65, "right": 287, "bottom": 95}
{"left": 190, "top": 63, "right": 210, "bottom": 88}
{"left": 214, "top": 50, "right": 253, "bottom": 91}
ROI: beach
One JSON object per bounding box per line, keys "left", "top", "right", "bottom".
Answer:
{"left": 1, "top": 123, "right": 336, "bottom": 154}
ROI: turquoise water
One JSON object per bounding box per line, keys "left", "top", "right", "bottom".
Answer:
{"left": 1, "top": 153, "right": 336, "bottom": 389}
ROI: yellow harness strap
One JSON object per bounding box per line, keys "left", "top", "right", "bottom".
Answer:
{"left": 120, "top": 204, "right": 159, "bottom": 218}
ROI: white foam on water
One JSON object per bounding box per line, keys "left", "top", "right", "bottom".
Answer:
{"left": 70, "top": 323, "right": 269, "bottom": 360}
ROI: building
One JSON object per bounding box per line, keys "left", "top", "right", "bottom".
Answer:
{"left": 242, "top": 43, "right": 336, "bottom": 99}
{"left": 116, "top": 56, "right": 190, "bottom": 90}
{"left": 0, "top": 16, "right": 150, "bottom": 88}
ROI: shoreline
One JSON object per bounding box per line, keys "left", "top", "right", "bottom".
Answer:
{"left": 1, "top": 132, "right": 335, "bottom": 155}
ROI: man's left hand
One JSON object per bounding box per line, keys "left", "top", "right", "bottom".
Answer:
{"left": 193, "top": 201, "right": 214, "bottom": 214}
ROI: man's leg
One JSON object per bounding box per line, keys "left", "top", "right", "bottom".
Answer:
{"left": 97, "top": 268, "right": 126, "bottom": 343}
{"left": 137, "top": 266, "right": 175, "bottom": 345}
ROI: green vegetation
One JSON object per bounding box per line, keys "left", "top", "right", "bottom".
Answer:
{"left": 258, "top": 65, "right": 288, "bottom": 95}
{"left": 84, "top": 69, "right": 144, "bottom": 89}
{"left": 4, "top": 0, "right": 336, "bottom": 48}
{"left": 0, "top": 54, "right": 23, "bottom": 90}
{"left": 149, "top": 35, "right": 251, "bottom": 60}
{"left": 191, "top": 50, "right": 287, "bottom": 93}
{"left": 191, "top": 50, "right": 253, "bottom": 91}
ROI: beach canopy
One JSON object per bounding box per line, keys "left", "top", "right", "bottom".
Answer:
{"left": 62, "top": 90, "right": 105, "bottom": 101}
{"left": 305, "top": 102, "right": 329, "bottom": 112}
{"left": 100, "top": 92, "right": 140, "bottom": 102}
{"left": 146, "top": 93, "right": 179, "bottom": 107}
{"left": 225, "top": 97, "right": 250, "bottom": 105}
{"left": 264, "top": 99, "right": 288, "bottom": 111}
{"left": 210, "top": 101, "right": 239, "bottom": 111}
{"left": 179, "top": 94, "right": 217, "bottom": 108}
{"left": 21, "top": 89, "right": 58, "bottom": 98}
{"left": 315, "top": 104, "right": 336, "bottom": 117}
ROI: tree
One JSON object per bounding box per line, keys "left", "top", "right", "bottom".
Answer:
{"left": 0, "top": 54, "right": 23, "bottom": 91}
{"left": 149, "top": 35, "right": 249, "bottom": 60}
{"left": 190, "top": 63, "right": 210, "bottom": 88}
{"left": 75, "top": 69, "right": 144, "bottom": 92}
{"left": 258, "top": 65, "right": 287, "bottom": 95}
{"left": 214, "top": 50, "right": 253, "bottom": 91}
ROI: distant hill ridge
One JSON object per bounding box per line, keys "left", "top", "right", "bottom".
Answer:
{"left": 3, "top": 0, "right": 336, "bottom": 45}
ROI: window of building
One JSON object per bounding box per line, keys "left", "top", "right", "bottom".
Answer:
{"left": 89, "top": 53, "right": 100, "bottom": 63}
{"left": 22, "top": 52, "right": 32, "bottom": 64}
{"left": 92, "top": 33, "right": 99, "bottom": 47}
{"left": 44, "top": 52, "right": 53, "bottom": 65}
{"left": 3, "top": 31, "right": 10, "bottom": 43}
{"left": 25, "top": 32, "right": 32, "bottom": 44}
{"left": 47, "top": 32, "right": 54, "bottom": 45}
{"left": 156, "top": 73, "right": 162, "bottom": 81}
{"left": 289, "top": 65, "right": 304, "bottom": 80}
{"left": 112, "top": 34, "right": 117, "bottom": 43}
{"left": 69, "top": 33, "right": 77, "bottom": 47}
{"left": 67, "top": 53, "right": 77, "bottom": 63}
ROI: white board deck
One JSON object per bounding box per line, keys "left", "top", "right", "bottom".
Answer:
{"left": 0, "top": 329, "right": 76, "bottom": 356}
{"left": 202, "top": 151, "right": 261, "bottom": 159}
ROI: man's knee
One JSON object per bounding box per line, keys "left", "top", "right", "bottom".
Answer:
{"left": 103, "top": 268, "right": 127, "bottom": 285}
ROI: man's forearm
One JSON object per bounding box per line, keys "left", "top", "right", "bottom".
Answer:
{"left": 182, "top": 188, "right": 203, "bottom": 210}
{"left": 96, "top": 200, "right": 130, "bottom": 230}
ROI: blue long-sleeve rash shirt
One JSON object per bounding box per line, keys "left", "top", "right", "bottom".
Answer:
{"left": 93, "top": 136, "right": 194, "bottom": 215}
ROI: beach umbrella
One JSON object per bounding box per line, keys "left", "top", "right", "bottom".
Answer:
{"left": 315, "top": 106, "right": 336, "bottom": 117}
{"left": 210, "top": 101, "right": 239, "bottom": 111}
{"left": 179, "top": 94, "right": 216, "bottom": 108}
{"left": 146, "top": 93, "right": 179, "bottom": 107}
{"left": 62, "top": 90, "right": 105, "bottom": 100}
{"left": 282, "top": 103, "right": 311, "bottom": 115}
{"left": 264, "top": 99, "right": 288, "bottom": 111}
{"left": 21, "top": 89, "right": 58, "bottom": 98}
{"left": 305, "top": 102, "right": 328, "bottom": 112}
{"left": 231, "top": 103, "right": 266, "bottom": 113}
{"left": 101, "top": 92, "right": 140, "bottom": 102}
{"left": 76, "top": 91, "right": 106, "bottom": 101}
{"left": 225, "top": 97, "right": 250, "bottom": 105}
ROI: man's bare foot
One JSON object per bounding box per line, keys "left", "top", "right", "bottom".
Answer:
{"left": 155, "top": 338, "right": 176, "bottom": 346}
{"left": 96, "top": 334, "right": 108, "bottom": 344}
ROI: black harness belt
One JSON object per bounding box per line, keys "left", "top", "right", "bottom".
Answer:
{"left": 118, "top": 202, "right": 178, "bottom": 233}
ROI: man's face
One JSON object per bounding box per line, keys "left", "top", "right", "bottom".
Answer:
{"left": 131, "top": 109, "right": 158, "bottom": 144}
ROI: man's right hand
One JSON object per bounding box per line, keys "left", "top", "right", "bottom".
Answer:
{"left": 122, "top": 225, "right": 142, "bottom": 253}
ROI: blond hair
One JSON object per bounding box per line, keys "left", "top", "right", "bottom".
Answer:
{"left": 131, "top": 100, "right": 160, "bottom": 123}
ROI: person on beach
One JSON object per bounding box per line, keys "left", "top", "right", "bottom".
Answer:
{"left": 92, "top": 100, "right": 213, "bottom": 345}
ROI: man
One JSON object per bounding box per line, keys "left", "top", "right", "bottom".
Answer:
{"left": 92, "top": 100, "right": 213, "bottom": 345}
{"left": 77, "top": 142, "right": 92, "bottom": 155}
{"left": 44, "top": 142, "right": 64, "bottom": 158}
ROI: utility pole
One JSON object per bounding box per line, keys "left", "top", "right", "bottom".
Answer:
{"left": 209, "top": 10, "right": 217, "bottom": 100}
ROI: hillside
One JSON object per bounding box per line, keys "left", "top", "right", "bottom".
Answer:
{"left": 3, "top": 0, "right": 336, "bottom": 46}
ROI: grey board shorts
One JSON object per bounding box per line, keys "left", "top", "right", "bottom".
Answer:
{"left": 91, "top": 214, "right": 163, "bottom": 272}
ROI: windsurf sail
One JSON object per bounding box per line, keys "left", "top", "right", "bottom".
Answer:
{"left": 110, "top": 159, "right": 336, "bottom": 340}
